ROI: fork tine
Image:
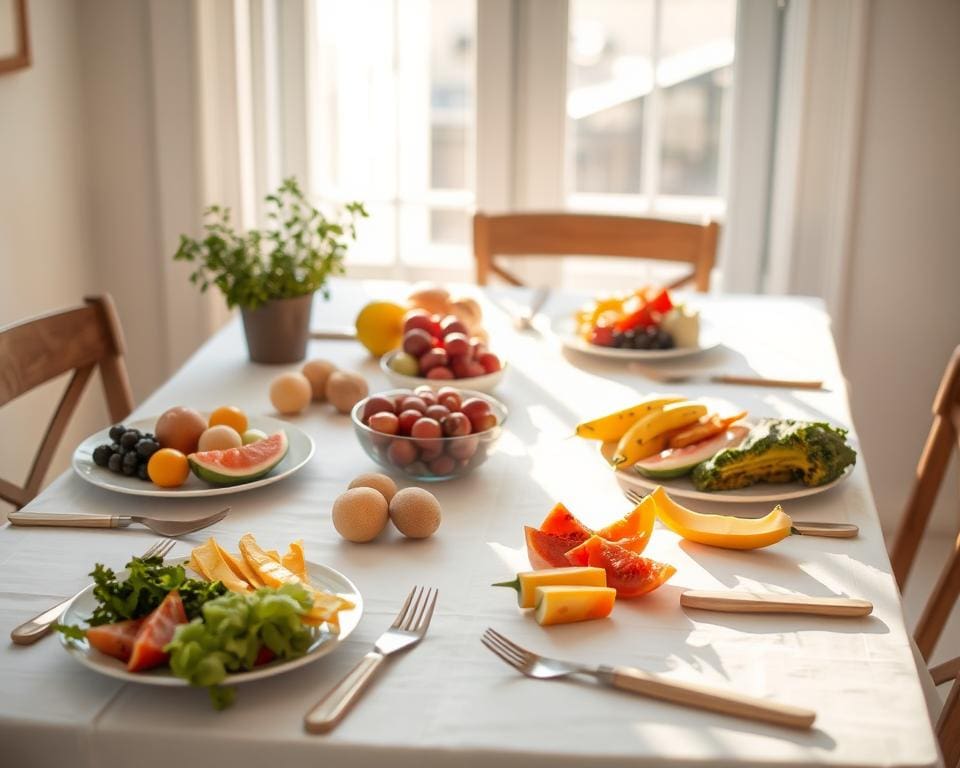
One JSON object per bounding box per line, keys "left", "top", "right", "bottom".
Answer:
{"left": 485, "top": 627, "right": 535, "bottom": 661}
{"left": 391, "top": 586, "right": 418, "bottom": 629}
{"left": 141, "top": 540, "right": 162, "bottom": 558}
{"left": 481, "top": 636, "right": 526, "bottom": 672}
{"left": 482, "top": 631, "right": 526, "bottom": 665}
{"left": 402, "top": 587, "right": 427, "bottom": 631}
{"left": 414, "top": 588, "right": 438, "bottom": 634}
{"left": 156, "top": 538, "right": 176, "bottom": 559}
{"left": 624, "top": 488, "right": 645, "bottom": 505}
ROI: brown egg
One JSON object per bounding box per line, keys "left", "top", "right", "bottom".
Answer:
{"left": 270, "top": 372, "right": 312, "bottom": 415}
{"left": 325, "top": 371, "right": 369, "bottom": 414}
{"left": 388, "top": 487, "right": 441, "bottom": 539}
{"left": 332, "top": 487, "right": 389, "bottom": 543}
{"left": 348, "top": 472, "right": 398, "bottom": 503}
{"left": 155, "top": 406, "right": 207, "bottom": 455}
{"left": 302, "top": 359, "right": 337, "bottom": 401}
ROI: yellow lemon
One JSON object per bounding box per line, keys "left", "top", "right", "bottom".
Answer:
{"left": 355, "top": 301, "right": 405, "bottom": 357}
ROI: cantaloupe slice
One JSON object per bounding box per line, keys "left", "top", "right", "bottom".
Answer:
{"left": 211, "top": 539, "right": 265, "bottom": 588}
{"left": 281, "top": 540, "right": 307, "bottom": 580}
{"left": 534, "top": 585, "right": 616, "bottom": 626}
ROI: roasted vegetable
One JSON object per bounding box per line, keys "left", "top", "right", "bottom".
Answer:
{"left": 691, "top": 419, "right": 856, "bottom": 491}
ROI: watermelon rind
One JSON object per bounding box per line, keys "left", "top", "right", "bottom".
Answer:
{"left": 634, "top": 426, "right": 748, "bottom": 480}
{"left": 188, "top": 431, "right": 289, "bottom": 486}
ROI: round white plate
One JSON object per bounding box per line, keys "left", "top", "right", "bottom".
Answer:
{"left": 554, "top": 317, "right": 720, "bottom": 361}
{"left": 380, "top": 350, "right": 506, "bottom": 393}
{"left": 58, "top": 557, "right": 362, "bottom": 686}
{"left": 614, "top": 463, "right": 854, "bottom": 504}
{"left": 72, "top": 415, "right": 314, "bottom": 498}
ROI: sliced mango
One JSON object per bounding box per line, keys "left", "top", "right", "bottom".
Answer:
{"left": 493, "top": 567, "right": 607, "bottom": 609}
{"left": 213, "top": 540, "right": 265, "bottom": 588}
{"left": 534, "top": 585, "right": 616, "bottom": 626}
{"left": 281, "top": 540, "right": 307, "bottom": 580}
{"left": 192, "top": 539, "right": 254, "bottom": 593}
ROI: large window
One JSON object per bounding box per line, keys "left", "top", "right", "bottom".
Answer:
{"left": 567, "top": 0, "right": 736, "bottom": 218}
{"left": 308, "top": 0, "right": 475, "bottom": 272}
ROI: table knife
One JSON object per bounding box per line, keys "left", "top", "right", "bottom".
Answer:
{"left": 681, "top": 590, "right": 873, "bottom": 617}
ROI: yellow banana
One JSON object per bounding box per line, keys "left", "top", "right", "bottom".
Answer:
{"left": 612, "top": 401, "right": 707, "bottom": 468}
{"left": 650, "top": 486, "right": 792, "bottom": 550}
{"left": 576, "top": 395, "right": 685, "bottom": 442}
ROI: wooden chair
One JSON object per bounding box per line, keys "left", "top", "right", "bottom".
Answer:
{"left": 473, "top": 212, "right": 719, "bottom": 290}
{"left": 0, "top": 295, "right": 134, "bottom": 509}
{"left": 887, "top": 346, "right": 960, "bottom": 764}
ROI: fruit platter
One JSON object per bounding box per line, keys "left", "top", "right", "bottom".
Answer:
{"left": 557, "top": 285, "right": 719, "bottom": 360}
{"left": 57, "top": 534, "right": 361, "bottom": 708}
{"left": 73, "top": 408, "right": 315, "bottom": 498}
{"left": 352, "top": 386, "right": 506, "bottom": 481}
{"left": 577, "top": 395, "right": 858, "bottom": 503}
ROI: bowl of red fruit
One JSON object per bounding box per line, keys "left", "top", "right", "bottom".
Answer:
{"left": 351, "top": 386, "right": 507, "bottom": 482}
{"left": 381, "top": 310, "right": 506, "bottom": 393}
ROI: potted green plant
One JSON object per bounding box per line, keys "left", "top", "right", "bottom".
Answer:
{"left": 175, "top": 178, "right": 367, "bottom": 364}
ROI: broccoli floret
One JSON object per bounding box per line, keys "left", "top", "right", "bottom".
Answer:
{"left": 691, "top": 419, "right": 856, "bottom": 492}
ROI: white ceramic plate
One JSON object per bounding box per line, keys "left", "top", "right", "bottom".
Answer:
{"left": 58, "top": 557, "right": 362, "bottom": 686}
{"left": 614, "top": 462, "right": 854, "bottom": 504}
{"left": 554, "top": 317, "right": 720, "bottom": 361}
{"left": 380, "top": 350, "right": 506, "bottom": 393}
{"left": 72, "top": 415, "right": 314, "bottom": 498}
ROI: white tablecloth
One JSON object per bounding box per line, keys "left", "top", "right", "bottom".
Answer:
{"left": 0, "top": 280, "right": 940, "bottom": 767}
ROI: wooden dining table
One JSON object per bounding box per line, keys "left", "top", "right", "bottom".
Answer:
{"left": 0, "top": 279, "right": 942, "bottom": 767}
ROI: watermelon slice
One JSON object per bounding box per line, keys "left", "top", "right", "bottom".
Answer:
{"left": 633, "top": 426, "right": 749, "bottom": 479}
{"left": 524, "top": 527, "right": 590, "bottom": 569}
{"left": 189, "top": 430, "right": 288, "bottom": 486}
{"left": 128, "top": 591, "right": 187, "bottom": 672}
{"left": 564, "top": 536, "right": 675, "bottom": 598}
{"left": 538, "top": 502, "right": 594, "bottom": 538}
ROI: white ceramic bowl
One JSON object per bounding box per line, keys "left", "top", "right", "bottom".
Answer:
{"left": 380, "top": 350, "right": 506, "bottom": 394}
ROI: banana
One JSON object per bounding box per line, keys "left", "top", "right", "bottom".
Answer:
{"left": 650, "top": 486, "right": 792, "bottom": 550}
{"left": 611, "top": 401, "right": 707, "bottom": 468}
{"left": 575, "top": 395, "right": 685, "bottom": 442}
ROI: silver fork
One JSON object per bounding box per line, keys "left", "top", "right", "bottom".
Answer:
{"left": 482, "top": 628, "right": 815, "bottom": 730}
{"left": 10, "top": 538, "right": 177, "bottom": 645}
{"left": 623, "top": 488, "right": 858, "bottom": 538}
{"left": 304, "top": 585, "right": 438, "bottom": 733}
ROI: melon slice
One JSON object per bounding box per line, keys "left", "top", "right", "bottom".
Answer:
{"left": 189, "top": 430, "right": 288, "bottom": 486}
{"left": 633, "top": 426, "right": 749, "bottom": 479}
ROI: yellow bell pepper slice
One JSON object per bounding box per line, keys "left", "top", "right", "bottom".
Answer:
{"left": 493, "top": 566, "right": 607, "bottom": 608}
{"left": 534, "top": 585, "right": 616, "bottom": 626}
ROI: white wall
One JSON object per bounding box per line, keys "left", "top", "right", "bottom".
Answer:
{"left": 0, "top": 0, "right": 107, "bottom": 513}
{"left": 842, "top": 0, "right": 960, "bottom": 534}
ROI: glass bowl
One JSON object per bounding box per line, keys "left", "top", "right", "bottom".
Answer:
{"left": 351, "top": 388, "right": 508, "bottom": 482}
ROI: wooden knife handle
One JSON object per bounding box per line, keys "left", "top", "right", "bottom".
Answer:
{"left": 599, "top": 665, "right": 816, "bottom": 730}
{"left": 681, "top": 590, "right": 873, "bottom": 617}
{"left": 791, "top": 521, "right": 859, "bottom": 538}
{"left": 710, "top": 375, "right": 824, "bottom": 390}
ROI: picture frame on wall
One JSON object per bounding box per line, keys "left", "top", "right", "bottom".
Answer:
{"left": 0, "top": 0, "right": 30, "bottom": 75}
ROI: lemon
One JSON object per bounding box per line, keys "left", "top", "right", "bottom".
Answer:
{"left": 355, "top": 301, "right": 405, "bottom": 357}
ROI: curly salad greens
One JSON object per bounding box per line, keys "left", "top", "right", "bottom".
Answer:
{"left": 56, "top": 556, "right": 318, "bottom": 709}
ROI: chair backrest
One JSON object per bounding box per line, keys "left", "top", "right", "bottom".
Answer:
{"left": 0, "top": 295, "right": 134, "bottom": 509}
{"left": 473, "top": 212, "right": 719, "bottom": 290}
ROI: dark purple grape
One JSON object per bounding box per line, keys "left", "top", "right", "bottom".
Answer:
{"left": 107, "top": 453, "right": 122, "bottom": 473}
{"left": 108, "top": 424, "right": 126, "bottom": 442}
{"left": 654, "top": 329, "right": 675, "bottom": 349}
{"left": 136, "top": 439, "right": 160, "bottom": 459}
{"left": 136, "top": 463, "right": 150, "bottom": 481}
{"left": 92, "top": 444, "right": 112, "bottom": 467}
{"left": 120, "top": 430, "right": 141, "bottom": 451}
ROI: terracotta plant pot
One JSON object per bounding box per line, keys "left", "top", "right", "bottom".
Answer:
{"left": 240, "top": 293, "right": 314, "bottom": 364}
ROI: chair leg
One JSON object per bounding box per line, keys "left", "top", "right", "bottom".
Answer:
{"left": 915, "top": 534, "right": 960, "bottom": 660}
{"left": 938, "top": 675, "right": 960, "bottom": 768}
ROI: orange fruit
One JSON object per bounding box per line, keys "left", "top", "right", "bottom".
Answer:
{"left": 147, "top": 448, "right": 190, "bottom": 488}
{"left": 208, "top": 405, "right": 248, "bottom": 434}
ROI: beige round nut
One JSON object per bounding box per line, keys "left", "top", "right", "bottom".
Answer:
{"left": 388, "top": 487, "right": 441, "bottom": 539}
{"left": 302, "top": 359, "right": 337, "bottom": 401}
{"left": 325, "top": 371, "right": 369, "bottom": 414}
{"left": 332, "top": 487, "right": 388, "bottom": 543}
{"left": 348, "top": 472, "right": 398, "bottom": 503}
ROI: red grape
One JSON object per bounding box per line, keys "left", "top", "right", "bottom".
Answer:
{"left": 397, "top": 409, "right": 422, "bottom": 435}
{"left": 387, "top": 439, "right": 418, "bottom": 466}
{"left": 442, "top": 412, "right": 471, "bottom": 437}
{"left": 437, "top": 387, "right": 462, "bottom": 411}
{"left": 471, "top": 412, "right": 498, "bottom": 432}
{"left": 403, "top": 329, "right": 433, "bottom": 357}
{"left": 368, "top": 411, "right": 399, "bottom": 435}
{"left": 428, "top": 454, "right": 456, "bottom": 475}
{"left": 411, "top": 417, "right": 443, "bottom": 452}
{"left": 461, "top": 398, "right": 492, "bottom": 430}
{"left": 477, "top": 352, "right": 502, "bottom": 374}
{"left": 362, "top": 396, "right": 396, "bottom": 421}
{"left": 447, "top": 435, "right": 479, "bottom": 460}
{"left": 426, "top": 366, "right": 454, "bottom": 380}
{"left": 399, "top": 396, "right": 427, "bottom": 414}
{"left": 425, "top": 404, "right": 450, "bottom": 421}
{"left": 403, "top": 310, "right": 435, "bottom": 335}
{"left": 419, "top": 348, "right": 449, "bottom": 374}
{"left": 444, "top": 332, "right": 470, "bottom": 357}
{"left": 441, "top": 316, "right": 469, "bottom": 337}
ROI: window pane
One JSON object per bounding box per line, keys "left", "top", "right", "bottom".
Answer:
{"left": 310, "top": 0, "right": 475, "bottom": 268}
{"left": 658, "top": 0, "right": 736, "bottom": 196}
{"left": 568, "top": 0, "right": 653, "bottom": 196}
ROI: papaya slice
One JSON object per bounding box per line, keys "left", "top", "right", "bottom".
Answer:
{"left": 538, "top": 502, "right": 593, "bottom": 539}
{"left": 524, "top": 527, "right": 591, "bottom": 570}
{"left": 595, "top": 495, "right": 655, "bottom": 542}
{"left": 564, "top": 536, "right": 675, "bottom": 598}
